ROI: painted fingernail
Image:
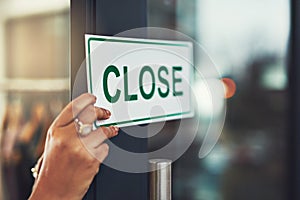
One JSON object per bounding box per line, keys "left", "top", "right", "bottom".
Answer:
{"left": 105, "top": 109, "right": 111, "bottom": 116}
{"left": 91, "top": 94, "right": 97, "bottom": 100}
{"left": 113, "top": 126, "right": 119, "bottom": 132}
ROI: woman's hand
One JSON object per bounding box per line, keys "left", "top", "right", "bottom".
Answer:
{"left": 29, "top": 93, "right": 119, "bottom": 200}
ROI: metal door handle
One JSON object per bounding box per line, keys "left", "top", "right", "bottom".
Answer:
{"left": 149, "top": 159, "right": 172, "bottom": 200}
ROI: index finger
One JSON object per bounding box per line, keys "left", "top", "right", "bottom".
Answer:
{"left": 53, "top": 93, "right": 97, "bottom": 127}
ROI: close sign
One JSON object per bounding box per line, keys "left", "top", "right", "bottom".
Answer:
{"left": 85, "top": 34, "right": 194, "bottom": 127}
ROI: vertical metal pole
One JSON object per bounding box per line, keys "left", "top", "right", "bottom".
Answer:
{"left": 149, "top": 159, "right": 172, "bottom": 200}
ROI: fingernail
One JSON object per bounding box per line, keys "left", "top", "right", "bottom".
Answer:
{"left": 106, "top": 110, "right": 111, "bottom": 116}
{"left": 113, "top": 126, "right": 119, "bottom": 132}
{"left": 92, "top": 95, "right": 97, "bottom": 102}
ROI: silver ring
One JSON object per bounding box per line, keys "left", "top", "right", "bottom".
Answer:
{"left": 75, "top": 118, "right": 93, "bottom": 136}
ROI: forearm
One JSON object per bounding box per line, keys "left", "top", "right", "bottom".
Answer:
{"left": 29, "top": 176, "right": 81, "bottom": 200}
{"left": 29, "top": 183, "right": 62, "bottom": 200}
{"left": 29, "top": 186, "right": 81, "bottom": 200}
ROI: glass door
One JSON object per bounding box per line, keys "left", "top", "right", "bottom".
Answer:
{"left": 148, "top": 0, "right": 290, "bottom": 199}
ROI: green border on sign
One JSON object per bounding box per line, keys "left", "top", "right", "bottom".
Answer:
{"left": 87, "top": 36, "right": 193, "bottom": 127}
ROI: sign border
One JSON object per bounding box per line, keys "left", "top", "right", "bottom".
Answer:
{"left": 86, "top": 35, "right": 193, "bottom": 127}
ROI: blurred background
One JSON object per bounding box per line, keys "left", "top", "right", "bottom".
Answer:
{"left": 0, "top": 0, "right": 291, "bottom": 199}
{"left": 148, "top": 0, "right": 289, "bottom": 199}
{"left": 0, "top": 0, "right": 70, "bottom": 199}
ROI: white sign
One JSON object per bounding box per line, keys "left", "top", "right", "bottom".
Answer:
{"left": 85, "top": 34, "right": 194, "bottom": 127}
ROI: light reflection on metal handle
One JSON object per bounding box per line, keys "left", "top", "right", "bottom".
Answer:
{"left": 149, "top": 159, "right": 172, "bottom": 200}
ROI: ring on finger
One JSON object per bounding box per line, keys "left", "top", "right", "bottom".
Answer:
{"left": 74, "top": 118, "right": 93, "bottom": 136}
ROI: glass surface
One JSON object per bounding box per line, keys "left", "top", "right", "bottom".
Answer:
{"left": 0, "top": 7, "right": 70, "bottom": 200}
{"left": 148, "top": 0, "right": 290, "bottom": 199}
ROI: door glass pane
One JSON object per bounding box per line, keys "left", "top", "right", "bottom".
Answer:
{"left": 148, "top": 0, "right": 290, "bottom": 199}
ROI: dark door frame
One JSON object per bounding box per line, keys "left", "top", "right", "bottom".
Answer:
{"left": 289, "top": 1, "right": 300, "bottom": 200}
{"left": 70, "top": 0, "right": 148, "bottom": 199}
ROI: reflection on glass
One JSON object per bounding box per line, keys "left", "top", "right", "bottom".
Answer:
{"left": 149, "top": 0, "right": 289, "bottom": 199}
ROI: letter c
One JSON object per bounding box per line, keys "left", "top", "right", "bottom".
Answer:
{"left": 103, "top": 65, "right": 121, "bottom": 103}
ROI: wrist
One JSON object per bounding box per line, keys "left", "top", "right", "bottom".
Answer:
{"left": 29, "top": 178, "right": 77, "bottom": 200}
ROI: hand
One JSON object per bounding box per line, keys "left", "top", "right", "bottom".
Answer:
{"left": 29, "top": 93, "right": 119, "bottom": 200}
